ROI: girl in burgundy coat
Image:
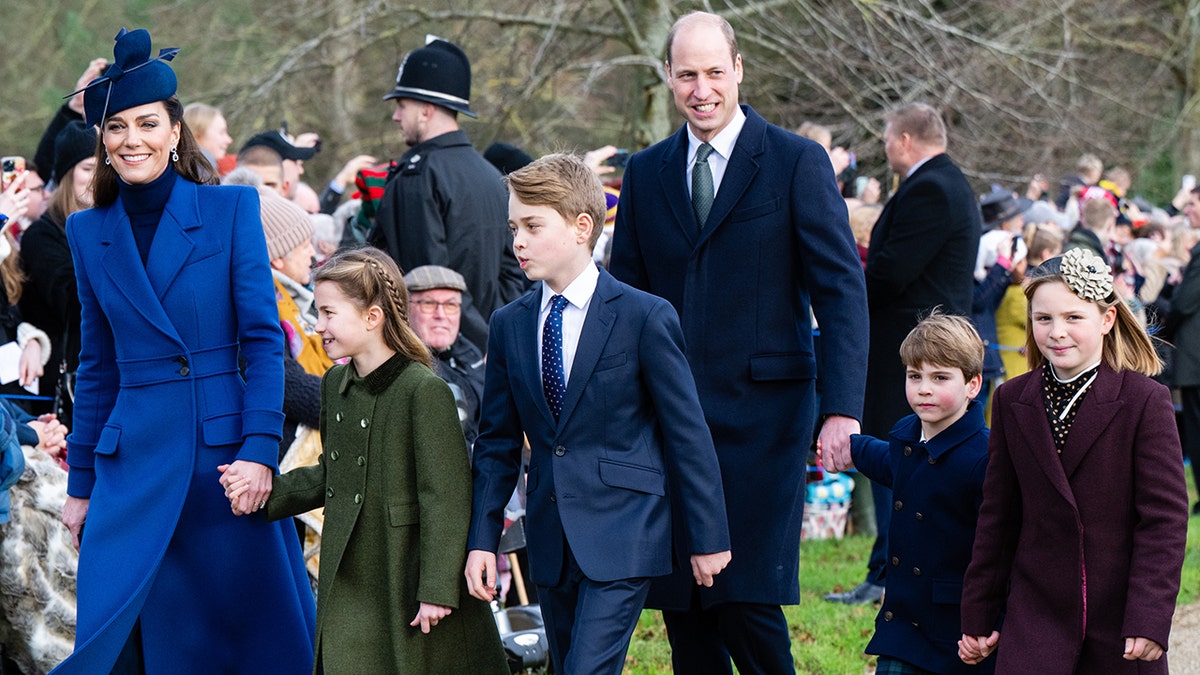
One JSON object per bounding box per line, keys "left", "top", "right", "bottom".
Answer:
{"left": 959, "top": 248, "right": 1189, "bottom": 674}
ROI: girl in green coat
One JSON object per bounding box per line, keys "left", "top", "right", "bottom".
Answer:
{"left": 224, "top": 247, "right": 508, "bottom": 674}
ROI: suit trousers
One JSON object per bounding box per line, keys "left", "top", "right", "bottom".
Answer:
{"left": 661, "top": 586, "right": 794, "bottom": 675}
{"left": 536, "top": 536, "right": 650, "bottom": 675}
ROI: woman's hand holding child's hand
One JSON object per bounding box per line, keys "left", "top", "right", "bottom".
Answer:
{"left": 959, "top": 631, "right": 999, "bottom": 664}
{"left": 218, "top": 462, "right": 272, "bottom": 515}
{"left": 1123, "top": 636, "right": 1163, "bottom": 661}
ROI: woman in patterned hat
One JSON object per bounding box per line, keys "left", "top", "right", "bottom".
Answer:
{"left": 55, "top": 27, "right": 314, "bottom": 673}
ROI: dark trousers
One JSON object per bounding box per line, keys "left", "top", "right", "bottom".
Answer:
{"left": 536, "top": 540, "right": 649, "bottom": 675}
{"left": 866, "top": 478, "right": 892, "bottom": 585}
{"left": 1179, "top": 387, "right": 1200, "bottom": 492}
{"left": 110, "top": 619, "right": 144, "bottom": 674}
{"left": 661, "top": 586, "right": 794, "bottom": 674}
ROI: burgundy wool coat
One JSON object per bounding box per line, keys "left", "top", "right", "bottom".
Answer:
{"left": 961, "top": 364, "right": 1188, "bottom": 674}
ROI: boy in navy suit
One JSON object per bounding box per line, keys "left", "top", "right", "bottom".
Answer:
{"left": 826, "top": 312, "right": 995, "bottom": 675}
{"left": 465, "top": 154, "right": 731, "bottom": 675}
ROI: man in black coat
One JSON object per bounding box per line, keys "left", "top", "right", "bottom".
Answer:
{"left": 825, "top": 102, "right": 981, "bottom": 604}
{"left": 368, "top": 39, "right": 525, "bottom": 351}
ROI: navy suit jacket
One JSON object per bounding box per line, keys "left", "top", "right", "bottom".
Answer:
{"left": 610, "top": 106, "right": 869, "bottom": 607}
{"left": 468, "top": 268, "right": 729, "bottom": 586}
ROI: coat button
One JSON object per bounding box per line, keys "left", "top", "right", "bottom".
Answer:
{"left": 326, "top": 487, "right": 334, "bottom": 498}
{"left": 903, "top": 445, "right": 912, "bottom": 456}
{"left": 928, "top": 456, "right": 937, "bottom": 464}
{"left": 915, "top": 512, "right": 924, "bottom": 521}
{"left": 336, "top": 412, "right": 343, "bottom": 422}
{"left": 357, "top": 456, "right": 365, "bottom": 466}
{"left": 554, "top": 445, "right": 566, "bottom": 457}
{"left": 883, "top": 611, "right": 893, "bottom": 621}
{"left": 354, "top": 494, "right": 362, "bottom": 504}
{"left": 893, "top": 500, "right": 903, "bottom": 510}
{"left": 329, "top": 451, "right": 339, "bottom": 461}
{"left": 550, "top": 493, "right": 557, "bottom": 503}
{"left": 913, "top": 567, "right": 922, "bottom": 576}
{"left": 177, "top": 357, "right": 189, "bottom": 376}
{"left": 361, "top": 418, "right": 369, "bottom": 428}
{"left": 891, "top": 556, "right": 899, "bottom": 566}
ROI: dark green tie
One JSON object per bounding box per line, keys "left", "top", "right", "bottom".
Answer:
{"left": 692, "top": 142, "right": 715, "bottom": 228}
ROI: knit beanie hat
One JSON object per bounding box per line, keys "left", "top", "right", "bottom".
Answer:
{"left": 54, "top": 121, "right": 98, "bottom": 184}
{"left": 258, "top": 187, "right": 313, "bottom": 260}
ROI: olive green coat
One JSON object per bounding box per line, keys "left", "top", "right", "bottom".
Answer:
{"left": 268, "top": 354, "right": 508, "bottom": 675}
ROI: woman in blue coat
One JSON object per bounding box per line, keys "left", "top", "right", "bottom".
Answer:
{"left": 56, "top": 28, "right": 315, "bottom": 673}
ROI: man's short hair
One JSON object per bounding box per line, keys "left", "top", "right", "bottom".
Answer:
{"left": 884, "top": 102, "right": 947, "bottom": 150}
{"left": 665, "top": 11, "right": 738, "bottom": 65}
{"left": 899, "top": 310, "right": 984, "bottom": 381}
{"left": 506, "top": 153, "right": 606, "bottom": 249}
{"left": 1076, "top": 153, "right": 1103, "bottom": 175}
{"left": 237, "top": 144, "right": 285, "bottom": 170}
{"left": 1081, "top": 197, "right": 1116, "bottom": 233}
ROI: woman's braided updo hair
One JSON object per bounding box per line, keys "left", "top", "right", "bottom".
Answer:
{"left": 314, "top": 246, "right": 431, "bottom": 368}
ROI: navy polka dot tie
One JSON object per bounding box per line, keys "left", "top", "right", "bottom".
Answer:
{"left": 542, "top": 295, "right": 569, "bottom": 420}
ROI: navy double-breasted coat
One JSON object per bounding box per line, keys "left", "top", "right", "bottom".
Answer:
{"left": 57, "top": 177, "right": 315, "bottom": 673}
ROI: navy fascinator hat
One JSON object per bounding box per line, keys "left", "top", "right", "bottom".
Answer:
{"left": 74, "top": 28, "right": 180, "bottom": 128}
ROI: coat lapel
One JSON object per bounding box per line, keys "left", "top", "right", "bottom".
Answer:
{"left": 696, "top": 105, "right": 762, "bottom": 248}
{"left": 99, "top": 202, "right": 181, "bottom": 346}
{"left": 556, "top": 270, "right": 619, "bottom": 430}
{"left": 656, "top": 127, "right": 699, "bottom": 246}
{"left": 1011, "top": 369, "right": 1078, "bottom": 508}
{"left": 145, "top": 176, "right": 199, "bottom": 301}
{"left": 1058, "top": 365, "right": 1123, "bottom": 478}
{"left": 515, "top": 290, "right": 557, "bottom": 429}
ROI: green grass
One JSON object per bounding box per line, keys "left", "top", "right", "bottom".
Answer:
{"left": 620, "top": 469, "right": 1200, "bottom": 673}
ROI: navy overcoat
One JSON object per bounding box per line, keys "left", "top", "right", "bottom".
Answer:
{"left": 56, "top": 176, "right": 315, "bottom": 673}
{"left": 610, "top": 106, "right": 869, "bottom": 607}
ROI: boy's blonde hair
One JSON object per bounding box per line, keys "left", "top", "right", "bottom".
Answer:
{"left": 506, "top": 153, "right": 606, "bottom": 249}
{"left": 899, "top": 310, "right": 984, "bottom": 380}
{"left": 1023, "top": 256, "right": 1162, "bottom": 376}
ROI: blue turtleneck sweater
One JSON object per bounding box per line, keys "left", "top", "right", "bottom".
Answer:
{"left": 117, "top": 163, "right": 176, "bottom": 266}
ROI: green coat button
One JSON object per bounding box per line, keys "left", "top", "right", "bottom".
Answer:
{"left": 360, "top": 418, "right": 369, "bottom": 428}
{"left": 330, "top": 451, "right": 339, "bottom": 461}
{"left": 357, "top": 456, "right": 365, "bottom": 466}
{"left": 326, "top": 487, "right": 334, "bottom": 498}
{"left": 354, "top": 494, "right": 362, "bottom": 504}
{"left": 336, "top": 412, "right": 343, "bottom": 422}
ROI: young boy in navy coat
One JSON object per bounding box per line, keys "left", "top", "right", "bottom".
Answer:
{"left": 465, "top": 154, "right": 731, "bottom": 675}
{"left": 830, "top": 312, "right": 995, "bottom": 674}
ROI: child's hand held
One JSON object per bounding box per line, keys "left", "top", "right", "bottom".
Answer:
{"left": 690, "top": 550, "right": 731, "bottom": 587}
{"left": 410, "top": 602, "right": 452, "bottom": 634}
{"left": 1123, "top": 636, "right": 1163, "bottom": 661}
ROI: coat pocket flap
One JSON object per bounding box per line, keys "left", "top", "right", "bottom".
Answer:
{"left": 388, "top": 502, "right": 419, "bottom": 527}
{"left": 595, "top": 352, "right": 628, "bottom": 372}
{"left": 598, "top": 459, "right": 665, "bottom": 496}
{"left": 931, "top": 579, "right": 964, "bottom": 605}
{"left": 749, "top": 352, "right": 815, "bottom": 381}
{"left": 202, "top": 412, "right": 243, "bottom": 448}
{"left": 94, "top": 424, "right": 121, "bottom": 456}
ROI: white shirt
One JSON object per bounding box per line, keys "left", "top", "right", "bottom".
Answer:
{"left": 686, "top": 106, "right": 747, "bottom": 199}
{"left": 906, "top": 154, "right": 936, "bottom": 179}
{"left": 537, "top": 262, "right": 600, "bottom": 388}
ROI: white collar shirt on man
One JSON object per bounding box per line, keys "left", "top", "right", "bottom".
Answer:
{"left": 686, "top": 106, "right": 747, "bottom": 200}
{"left": 906, "top": 154, "right": 936, "bottom": 179}
{"left": 538, "top": 262, "right": 600, "bottom": 388}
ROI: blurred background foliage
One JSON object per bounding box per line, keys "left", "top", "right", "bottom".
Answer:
{"left": 3, "top": 0, "right": 1200, "bottom": 204}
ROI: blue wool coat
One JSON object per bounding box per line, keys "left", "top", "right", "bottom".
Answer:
{"left": 56, "top": 177, "right": 315, "bottom": 674}
{"left": 851, "top": 401, "right": 994, "bottom": 674}
{"left": 610, "top": 106, "right": 868, "bottom": 607}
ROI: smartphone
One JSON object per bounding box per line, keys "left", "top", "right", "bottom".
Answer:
{"left": 0, "top": 156, "right": 24, "bottom": 190}
{"left": 604, "top": 150, "right": 631, "bottom": 169}
{"left": 1183, "top": 174, "right": 1196, "bottom": 192}
{"left": 854, "top": 176, "right": 870, "bottom": 198}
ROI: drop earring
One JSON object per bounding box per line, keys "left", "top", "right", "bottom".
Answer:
{"left": 171, "top": 147, "right": 179, "bottom": 162}
{"left": 104, "top": 154, "right": 110, "bottom": 166}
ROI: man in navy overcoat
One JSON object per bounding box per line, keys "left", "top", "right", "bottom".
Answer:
{"left": 610, "top": 11, "right": 868, "bottom": 674}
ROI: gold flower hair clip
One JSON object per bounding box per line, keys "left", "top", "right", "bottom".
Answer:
{"left": 1059, "top": 248, "right": 1113, "bottom": 302}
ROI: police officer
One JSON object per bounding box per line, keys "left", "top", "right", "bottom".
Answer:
{"left": 369, "top": 38, "right": 524, "bottom": 351}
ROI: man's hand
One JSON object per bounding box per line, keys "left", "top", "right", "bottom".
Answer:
{"left": 959, "top": 631, "right": 999, "bottom": 664}
{"left": 464, "top": 550, "right": 498, "bottom": 602}
{"left": 333, "top": 155, "right": 377, "bottom": 191}
{"left": 818, "top": 414, "right": 860, "bottom": 473}
{"left": 583, "top": 145, "right": 618, "bottom": 176}
{"left": 690, "top": 550, "right": 731, "bottom": 587}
